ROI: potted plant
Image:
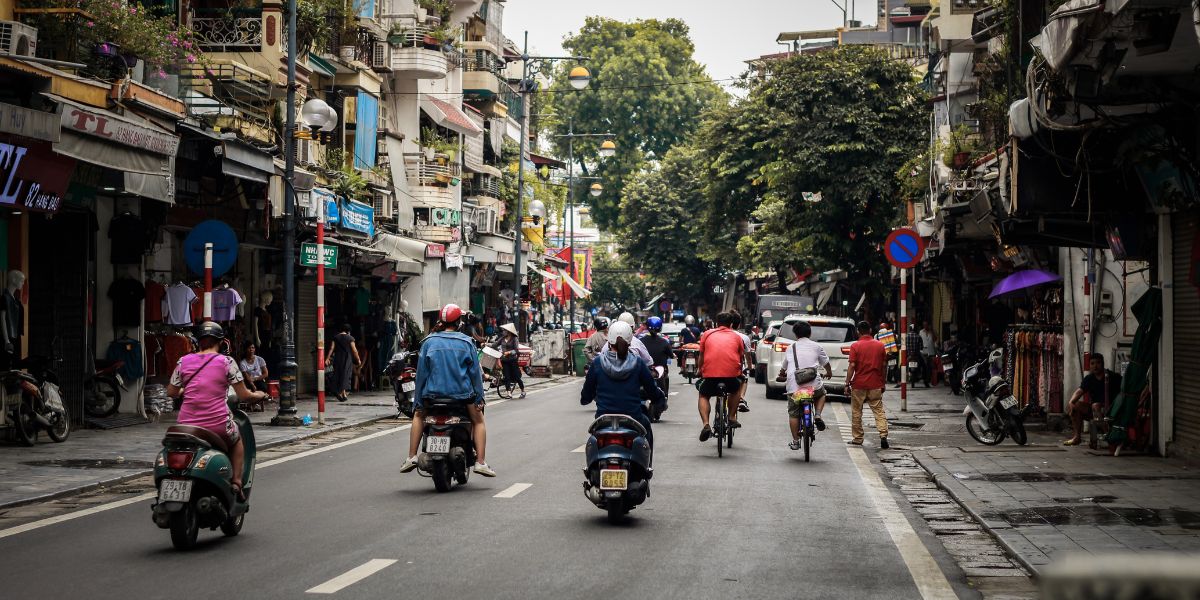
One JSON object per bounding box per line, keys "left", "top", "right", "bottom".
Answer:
{"left": 387, "top": 23, "right": 409, "bottom": 45}
{"left": 942, "top": 124, "right": 977, "bottom": 170}
{"left": 333, "top": 167, "right": 369, "bottom": 202}
{"left": 82, "top": 0, "right": 204, "bottom": 80}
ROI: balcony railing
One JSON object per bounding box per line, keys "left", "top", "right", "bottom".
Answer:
{"left": 499, "top": 84, "right": 524, "bottom": 118}
{"left": 191, "top": 14, "right": 264, "bottom": 51}
{"left": 464, "top": 50, "right": 504, "bottom": 74}
{"left": 405, "top": 153, "right": 462, "bottom": 187}
{"left": 465, "top": 174, "right": 501, "bottom": 198}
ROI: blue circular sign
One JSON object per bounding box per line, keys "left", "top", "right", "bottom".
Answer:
{"left": 183, "top": 220, "right": 239, "bottom": 277}
{"left": 884, "top": 228, "right": 925, "bottom": 269}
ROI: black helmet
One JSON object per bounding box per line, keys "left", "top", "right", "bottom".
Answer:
{"left": 593, "top": 316, "right": 610, "bottom": 330}
{"left": 195, "top": 321, "right": 226, "bottom": 341}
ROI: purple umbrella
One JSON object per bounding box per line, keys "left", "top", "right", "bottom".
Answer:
{"left": 988, "top": 269, "right": 1063, "bottom": 299}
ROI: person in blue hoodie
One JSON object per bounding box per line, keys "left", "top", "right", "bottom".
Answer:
{"left": 400, "top": 304, "right": 495, "bottom": 477}
{"left": 581, "top": 321, "right": 665, "bottom": 449}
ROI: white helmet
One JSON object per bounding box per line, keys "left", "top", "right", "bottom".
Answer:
{"left": 607, "top": 321, "right": 634, "bottom": 345}
{"left": 684, "top": 315, "right": 695, "bottom": 325}
{"left": 617, "top": 312, "right": 636, "bottom": 326}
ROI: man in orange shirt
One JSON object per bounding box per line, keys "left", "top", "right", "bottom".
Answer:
{"left": 696, "top": 312, "right": 748, "bottom": 442}
{"left": 846, "top": 320, "right": 889, "bottom": 448}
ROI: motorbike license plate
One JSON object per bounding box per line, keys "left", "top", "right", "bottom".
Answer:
{"left": 685, "top": 358, "right": 696, "bottom": 366}
{"left": 401, "top": 381, "right": 416, "bottom": 392}
{"left": 426, "top": 435, "right": 451, "bottom": 454}
{"left": 158, "top": 479, "right": 193, "bottom": 503}
{"left": 600, "top": 469, "right": 628, "bottom": 491}
{"left": 942, "top": 364, "right": 953, "bottom": 372}
{"left": 908, "top": 361, "right": 919, "bottom": 368}
{"left": 1000, "top": 396, "right": 1018, "bottom": 409}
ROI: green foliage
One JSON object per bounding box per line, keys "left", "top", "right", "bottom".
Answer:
{"left": 421, "top": 126, "right": 459, "bottom": 161}
{"left": 332, "top": 167, "right": 369, "bottom": 202}
{"left": 80, "top": 0, "right": 204, "bottom": 74}
{"left": 896, "top": 150, "right": 930, "bottom": 204}
{"left": 584, "top": 246, "right": 646, "bottom": 312}
{"left": 619, "top": 143, "right": 723, "bottom": 308}
{"left": 548, "top": 17, "right": 728, "bottom": 229}
{"left": 941, "top": 124, "right": 981, "bottom": 167}
{"left": 697, "top": 47, "right": 926, "bottom": 291}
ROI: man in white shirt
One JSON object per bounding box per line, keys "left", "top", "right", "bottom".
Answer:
{"left": 918, "top": 321, "right": 936, "bottom": 388}
{"left": 781, "top": 321, "right": 832, "bottom": 450}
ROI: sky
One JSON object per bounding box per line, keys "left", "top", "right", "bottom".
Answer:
{"left": 502, "top": 0, "right": 875, "bottom": 84}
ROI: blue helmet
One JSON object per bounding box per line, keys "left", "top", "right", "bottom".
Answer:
{"left": 646, "top": 316, "right": 663, "bottom": 332}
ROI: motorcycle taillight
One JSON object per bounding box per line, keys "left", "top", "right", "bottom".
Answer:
{"left": 595, "top": 433, "right": 634, "bottom": 448}
{"left": 166, "top": 451, "right": 194, "bottom": 470}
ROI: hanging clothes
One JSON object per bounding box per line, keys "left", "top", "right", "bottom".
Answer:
{"left": 108, "top": 278, "right": 145, "bottom": 328}
{"left": 189, "top": 284, "right": 207, "bottom": 323}
{"left": 163, "top": 283, "right": 198, "bottom": 326}
{"left": 108, "top": 212, "right": 151, "bottom": 264}
{"left": 212, "top": 287, "right": 243, "bottom": 322}
{"left": 145, "top": 279, "right": 166, "bottom": 323}
{"left": 106, "top": 337, "right": 145, "bottom": 381}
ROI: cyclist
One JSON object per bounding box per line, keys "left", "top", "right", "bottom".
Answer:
{"left": 781, "top": 321, "right": 832, "bottom": 450}
{"left": 400, "top": 304, "right": 495, "bottom": 477}
{"left": 696, "top": 312, "right": 747, "bottom": 441}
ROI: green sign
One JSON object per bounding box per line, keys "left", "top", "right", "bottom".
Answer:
{"left": 300, "top": 243, "right": 338, "bottom": 268}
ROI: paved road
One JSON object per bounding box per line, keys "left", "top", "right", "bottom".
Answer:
{"left": 0, "top": 374, "right": 973, "bottom": 599}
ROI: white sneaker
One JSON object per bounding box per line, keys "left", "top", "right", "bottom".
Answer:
{"left": 400, "top": 456, "right": 418, "bottom": 473}
{"left": 473, "top": 462, "right": 497, "bottom": 477}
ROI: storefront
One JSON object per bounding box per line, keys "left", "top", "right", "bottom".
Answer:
{"left": 1170, "top": 211, "right": 1200, "bottom": 461}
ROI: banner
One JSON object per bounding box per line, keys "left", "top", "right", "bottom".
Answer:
{"left": 312, "top": 188, "right": 339, "bottom": 225}
{"left": 341, "top": 199, "right": 375, "bottom": 236}
{"left": 0, "top": 137, "right": 75, "bottom": 213}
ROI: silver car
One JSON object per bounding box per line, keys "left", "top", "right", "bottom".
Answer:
{"left": 753, "top": 320, "right": 784, "bottom": 383}
{"left": 763, "top": 315, "right": 858, "bottom": 400}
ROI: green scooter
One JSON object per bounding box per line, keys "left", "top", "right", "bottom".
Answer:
{"left": 151, "top": 409, "right": 256, "bottom": 550}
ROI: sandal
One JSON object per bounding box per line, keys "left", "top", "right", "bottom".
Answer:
{"left": 1062, "top": 439, "right": 1080, "bottom": 446}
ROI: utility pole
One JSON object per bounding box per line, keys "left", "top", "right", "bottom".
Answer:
{"left": 272, "top": 0, "right": 302, "bottom": 426}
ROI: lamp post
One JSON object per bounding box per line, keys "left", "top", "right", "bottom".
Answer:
{"left": 272, "top": 0, "right": 303, "bottom": 426}
{"left": 511, "top": 31, "right": 589, "bottom": 341}
{"left": 299, "top": 98, "right": 336, "bottom": 426}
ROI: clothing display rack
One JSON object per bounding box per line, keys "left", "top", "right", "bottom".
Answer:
{"left": 1004, "top": 324, "right": 1064, "bottom": 413}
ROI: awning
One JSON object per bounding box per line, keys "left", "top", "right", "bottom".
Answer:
{"left": 308, "top": 53, "right": 337, "bottom": 78}
{"left": 222, "top": 138, "right": 274, "bottom": 183}
{"left": 370, "top": 233, "right": 427, "bottom": 265}
{"left": 324, "top": 236, "right": 385, "bottom": 257}
{"left": 468, "top": 243, "right": 499, "bottom": 263}
{"left": 46, "top": 94, "right": 178, "bottom": 175}
{"left": 420, "top": 96, "right": 483, "bottom": 136}
{"left": 529, "top": 152, "right": 565, "bottom": 170}
{"left": 533, "top": 268, "right": 559, "bottom": 280}
{"left": 557, "top": 268, "right": 591, "bottom": 298}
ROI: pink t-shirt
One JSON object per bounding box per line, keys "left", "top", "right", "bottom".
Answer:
{"left": 171, "top": 353, "right": 244, "bottom": 434}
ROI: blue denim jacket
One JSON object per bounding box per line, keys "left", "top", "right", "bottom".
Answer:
{"left": 414, "top": 331, "right": 484, "bottom": 405}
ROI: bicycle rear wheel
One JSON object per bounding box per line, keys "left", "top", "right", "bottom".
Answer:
{"left": 803, "top": 426, "right": 811, "bottom": 462}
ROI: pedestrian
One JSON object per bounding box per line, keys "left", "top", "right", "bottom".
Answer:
{"left": 875, "top": 322, "right": 899, "bottom": 384}
{"left": 919, "top": 321, "right": 936, "bottom": 387}
{"left": 847, "top": 320, "right": 889, "bottom": 449}
{"left": 904, "top": 324, "right": 924, "bottom": 387}
{"left": 1063, "top": 353, "right": 1122, "bottom": 447}
{"left": 238, "top": 341, "right": 270, "bottom": 394}
{"left": 493, "top": 322, "right": 525, "bottom": 398}
{"left": 325, "top": 322, "right": 361, "bottom": 402}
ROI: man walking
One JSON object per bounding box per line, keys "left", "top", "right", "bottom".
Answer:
{"left": 918, "top": 321, "right": 936, "bottom": 387}
{"left": 847, "top": 320, "right": 889, "bottom": 449}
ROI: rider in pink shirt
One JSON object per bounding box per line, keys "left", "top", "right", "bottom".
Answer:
{"left": 167, "top": 322, "right": 267, "bottom": 496}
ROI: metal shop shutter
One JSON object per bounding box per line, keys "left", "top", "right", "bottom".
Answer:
{"left": 296, "top": 278, "right": 318, "bottom": 397}
{"left": 1173, "top": 212, "right": 1200, "bottom": 460}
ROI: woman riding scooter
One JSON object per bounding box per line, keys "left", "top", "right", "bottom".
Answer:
{"left": 166, "top": 322, "right": 269, "bottom": 498}
{"left": 581, "top": 321, "right": 665, "bottom": 451}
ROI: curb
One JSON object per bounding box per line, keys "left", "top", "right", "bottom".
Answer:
{"left": 911, "top": 452, "right": 1043, "bottom": 577}
{"left": 0, "top": 374, "right": 581, "bottom": 512}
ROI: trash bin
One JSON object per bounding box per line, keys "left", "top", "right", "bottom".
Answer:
{"left": 572, "top": 339, "right": 588, "bottom": 376}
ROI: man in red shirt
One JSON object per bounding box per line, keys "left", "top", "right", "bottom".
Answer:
{"left": 845, "top": 320, "right": 889, "bottom": 448}
{"left": 696, "top": 312, "right": 748, "bottom": 442}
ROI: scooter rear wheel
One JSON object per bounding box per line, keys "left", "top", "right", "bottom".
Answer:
{"left": 431, "top": 461, "right": 453, "bottom": 493}
{"left": 85, "top": 376, "right": 121, "bottom": 418}
{"left": 1008, "top": 418, "right": 1028, "bottom": 446}
{"left": 14, "top": 402, "right": 38, "bottom": 446}
{"left": 169, "top": 504, "right": 199, "bottom": 550}
{"left": 966, "top": 413, "right": 1005, "bottom": 446}
{"left": 606, "top": 502, "right": 625, "bottom": 524}
{"left": 220, "top": 513, "right": 244, "bottom": 537}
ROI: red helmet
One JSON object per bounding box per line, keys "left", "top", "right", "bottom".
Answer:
{"left": 440, "top": 304, "right": 463, "bottom": 324}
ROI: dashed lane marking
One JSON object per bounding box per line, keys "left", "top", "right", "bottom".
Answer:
{"left": 306, "top": 559, "right": 398, "bottom": 594}
{"left": 831, "top": 404, "right": 958, "bottom": 600}
{"left": 493, "top": 483, "right": 533, "bottom": 498}
{"left": 571, "top": 444, "right": 587, "bottom": 453}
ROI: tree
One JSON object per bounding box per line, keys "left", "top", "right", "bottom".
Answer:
{"left": 548, "top": 17, "right": 727, "bottom": 229}
{"left": 698, "top": 47, "right": 926, "bottom": 290}
{"left": 619, "top": 143, "right": 724, "bottom": 310}
{"left": 584, "top": 246, "right": 647, "bottom": 313}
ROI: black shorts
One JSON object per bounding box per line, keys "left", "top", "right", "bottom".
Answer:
{"left": 699, "top": 377, "right": 743, "bottom": 397}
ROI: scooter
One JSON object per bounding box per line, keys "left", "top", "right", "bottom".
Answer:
{"left": 384, "top": 350, "right": 417, "bottom": 418}
{"left": 1, "top": 363, "right": 69, "bottom": 446}
{"left": 583, "top": 413, "right": 653, "bottom": 524}
{"left": 680, "top": 344, "right": 700, "bottom": 384}
{"left": 416, "top": 399, "right": 475, "bottom": 492}
{"left": 961, "top": 349, "right": 1027, "bottom": 446}
{"left": 647, "top": 366, "right": 668, "bottom": 423}
{"left": 152, "top": 408, "right": 256, "bottom": 550}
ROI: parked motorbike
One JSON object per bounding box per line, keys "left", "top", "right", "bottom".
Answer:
{"left": 583, "top": 413, "right": 652, "bottom": 524}
{"left": 961, "top": 349, "right": 1027, "bottom": 446}
{"left": 416, "top": 400, "right": 476, "bottom": 492}
{"left": 384, "top": 350, "right": 417, "bottom": 418}
{"left": 906, "top": 354, "right": 924, "bottom": 386}
{"left": 1, "top": 360, "right": 69, "bottom": 446}
{"left": 85, "top": 359, "right": 124, "bottom": 418}
{"left": 152, "top": 408, "right": 256, "bottom": 550}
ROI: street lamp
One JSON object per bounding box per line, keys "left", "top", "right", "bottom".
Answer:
{"left": 599, "top": 140, "right": 616, "bottom": 158}
{"left": 528, "top": 199, "right": 547, "bottom": 224}
{"left": 567, "top": 66, "right": 592, "bottom": 90}
{"left": 301, "top": 98, "right": 338, "bottom": 133}
{"left": 589, "top": 182, "right": 603, "bottom": 197}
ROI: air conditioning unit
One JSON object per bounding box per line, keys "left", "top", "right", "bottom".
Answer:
{"left": 476, "top": 207, "right": 497, "bottom": 234}
{"left": 0, "top": 21, "right": 37, "bottom": 57}
{"left": 371, "top": 41, "right": 390, "bottom": 71}
{"left": 293, "top": 137, "right": 313, "bottom": 166}
{"left": 373, "top": 190, "right": 393, "bottom": 220}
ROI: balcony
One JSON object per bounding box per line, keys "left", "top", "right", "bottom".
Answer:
{"left": 388, "top": 24, "right": 447, "bottom": 80}
{"left": 405, "top": 153, "right": 460, "bottom": 210}
{"left": 190, "top": 11, "right": 264, "bottom": 52}
{"left": 465, "top": 173, "right": 502, "bottom": 212}
{"left": 462, "top": 48, "right": 504, "bottom": 95}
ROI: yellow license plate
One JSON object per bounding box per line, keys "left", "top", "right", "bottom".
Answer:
{"left": 600, "top": 469, "right": 628, "bottom": 490}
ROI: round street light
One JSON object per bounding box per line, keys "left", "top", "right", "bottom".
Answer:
{"left": 599, "top": 139, "right": 616, "bottom": 158}
{"left": 589, "top": 182, "right": 603, "bottom": 197}
{"left": 528, "top": 199, "right": 547, "bottom": 223}
{"left": 568, "top": 66, "right": 591, "bottom": 90}
{"left": 301, "top": 98, "right": 338, "bottom": 132}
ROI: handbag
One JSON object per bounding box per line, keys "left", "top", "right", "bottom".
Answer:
{"left": 778, "top": 343, "right": 817, "bottom": 384}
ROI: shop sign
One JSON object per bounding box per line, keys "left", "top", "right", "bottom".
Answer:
{"left": 0, "top": 103, "right": 60, "bottom": 142}
{"left": 61, "top": 105, "right": 179, "bottom": 155}
{"left": 300, "top": 243, "right": 338, "bottom": 268}
{"left": 445, "top": 253, "right": 463, "bottom": 269}
{"left": 431, "top": 208, "right": 461, "bottom": 226}
{"left": 498, "top": 252, "right": 514, "bottom": 265}
{"left": 425, "top": 243, "right": 446, "bottom": 259}
{"left": 341, "top": 199, "right": 374, "bottom": 236}
{"left": 313, "top": 188, "right": 339, "bottom": 224}
{"left": 0, "top": 137, "right": 75, "bottom": 213}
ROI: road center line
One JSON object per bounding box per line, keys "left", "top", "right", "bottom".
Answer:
{"left": 831, "top": 404, "right": 958, "bottom": 600}
{"left": 306, "top": 559, "right": 397, "bottom": 594}
{"left": 571, "top": 444, "right": 587, "bottom": 453}
{"left": 493, "top": 483, "right": 532, "bottom": 498}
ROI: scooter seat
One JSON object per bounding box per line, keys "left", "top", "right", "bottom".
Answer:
{"left": 589, "top": 414, "right": 647, "bottom": 437}
{"left": 165, "top": 425, "right": 230, "bottom": 454}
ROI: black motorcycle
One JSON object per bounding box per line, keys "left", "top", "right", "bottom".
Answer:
{"left": 646, "top": 366, "right": 668, "bottom": 423}
{"left": 961, "top": 349, "right": 1027, "bottom": 446}
{"left": 384, "top": 350, "right": 417, "bottom": 418}
{"left": 415, "top": 400, "right": 476, "bottom": 492}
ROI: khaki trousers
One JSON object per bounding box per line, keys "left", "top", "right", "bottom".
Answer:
{"left": 850, "top": 388, "right": 888, "bottom": 443}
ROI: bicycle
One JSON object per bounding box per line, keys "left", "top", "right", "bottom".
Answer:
{"left": 710, "top": 381, "right": 733, "bottom": 457}
{"left": 487, "top": 366, "right": 514, "bottom": 399}
{"left": 793, "top": 387, "right": 818, "bottom": 462}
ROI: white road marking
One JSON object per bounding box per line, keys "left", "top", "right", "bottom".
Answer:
{"left": 493, "top": 483, "right": 533, "bottom": 498}
{"left": 0, "top": 378, "right": 591, "bottom": 539}
{"left": 669, "top": 391, "right": 679, "bottom": 396}
{"left": 571, "top": 444, "right": 587, "bottom": 453}
{"left": 306, "top": 559, "right": 397, "bottom": 594}
{"left": 831, "top": 404, "right": 958, "bottom": 600}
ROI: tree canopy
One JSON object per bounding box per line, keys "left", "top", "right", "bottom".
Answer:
{"left": 548, "top": 17, "right": 727, "bottom": 229}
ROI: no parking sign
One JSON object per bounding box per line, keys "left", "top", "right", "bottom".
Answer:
{"left": 884, "top": 228, "right": 926, "bottom": 269}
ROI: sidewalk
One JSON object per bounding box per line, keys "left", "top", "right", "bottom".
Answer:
{"left": 0, "top": 374, "right": 576, "bottom": 509}
{"left": 880, "top": 384, "right": 1200, "bottom": 575}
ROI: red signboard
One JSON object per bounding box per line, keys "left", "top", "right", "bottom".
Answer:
{"left": 0, "top": 136, "right": 76, "bottom": 213}
{"left": 425, "top": 243, "right": 446, "bottom": 259}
